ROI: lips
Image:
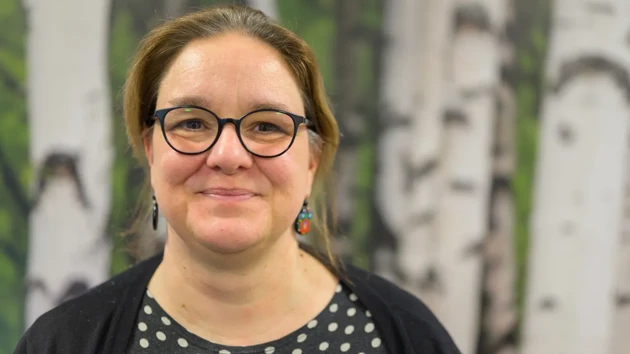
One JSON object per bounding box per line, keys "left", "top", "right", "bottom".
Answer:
{"left": 200, "top": 188, "right": 257, "bottom": 201}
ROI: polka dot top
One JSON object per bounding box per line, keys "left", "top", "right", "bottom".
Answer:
{"left": 126, "top": 282, "right": 390, "bottom": 354}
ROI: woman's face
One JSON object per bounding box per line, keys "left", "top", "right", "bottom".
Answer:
{"left": 145, "top": 32, "right": 318, "bottom": 255}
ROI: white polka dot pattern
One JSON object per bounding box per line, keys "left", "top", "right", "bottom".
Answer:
{"left": 156, "top": 331, "right": 166, "bottom": 341}
{"left": 307, "top": 319, "right": 318, "bottom": 328}
{"left": 127, "top": 282, "right": 389, "bottom": 353}
{"left": 328, "top": 322, "right": 338, "bottom": 332}
{"left": 177, "top": 338, "right": 188, "bottom": 347}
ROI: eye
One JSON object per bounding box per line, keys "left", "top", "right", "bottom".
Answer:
{"left": 177, "top": 119, "right": 205, "bottom": 130}
{"left": 254, "top": 122, "right": 282, "bottom": 132}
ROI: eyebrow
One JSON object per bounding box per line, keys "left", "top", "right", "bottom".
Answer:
{"left": 167, "top": 96, "right": 296, "bottom": 115}
{"left": 168, "top": 95, "right": 210, "bottom": 108}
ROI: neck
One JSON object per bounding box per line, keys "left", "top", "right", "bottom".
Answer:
{"left": 148, "top": 229, "right": 337, "bottom": 346}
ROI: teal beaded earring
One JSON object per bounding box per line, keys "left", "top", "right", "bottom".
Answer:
{"left": 295, "top": 201, "right": 313, "bottom": 235}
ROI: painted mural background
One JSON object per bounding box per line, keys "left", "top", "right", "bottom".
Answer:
{"left": 1, "top": 0, "right": 628, "bottom": 353}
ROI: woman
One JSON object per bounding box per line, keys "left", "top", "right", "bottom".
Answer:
{"left": 15, "top": 5, "right": 461, "bottom": 354}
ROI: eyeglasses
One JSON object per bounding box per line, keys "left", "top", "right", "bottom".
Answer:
{"left": 148, "top": 105, "right": 315, "bottom": 158}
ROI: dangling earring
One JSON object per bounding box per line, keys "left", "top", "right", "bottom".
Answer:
{"left": 152, "top": 194, "right": 159, "bottom": 231}
{"left": 294, "top": 200, "right": 313, "bottom": 235}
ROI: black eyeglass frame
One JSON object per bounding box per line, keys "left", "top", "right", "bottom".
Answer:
{"left": 147, "top": 105, "right": 316, "bottom": 158}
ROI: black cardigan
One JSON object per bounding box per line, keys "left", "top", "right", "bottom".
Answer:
{"left": 14, "top": 252, "right": 462, "bottom": 354}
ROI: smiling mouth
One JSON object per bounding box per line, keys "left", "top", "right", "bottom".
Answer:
{"left": 200, "top": 188, "right": 257, "bottom": 202}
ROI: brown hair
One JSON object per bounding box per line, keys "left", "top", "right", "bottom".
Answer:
{"left": 122, "top": 4, "right": 342, "bottom": 271}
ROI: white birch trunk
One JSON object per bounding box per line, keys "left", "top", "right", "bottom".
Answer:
{"left": 522, "top": 1, "right": 630, "bottom": 353}
{"left": 247, "top": 0, "right": 278, "bottom": 20}
{"left": 400, "top": 0, "right": 453, "bottom": 305}
{"left": 373, "top": 0, "right": 423, "bottom": 282}
{"left": 24, "top": 0, "right": 113, "bottom": 326}
{"left": 480, "top": 1, "right": 517, "bottom": 353}
{"left": 611, "top": 137, "right": 630, "bottom": 354}
{"left": 432, "top": 1, "right": 504, "bottom": 352}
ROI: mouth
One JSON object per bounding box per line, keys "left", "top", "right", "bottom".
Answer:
{"left": 199, "top": 188, "right": 258, "bottom": 202}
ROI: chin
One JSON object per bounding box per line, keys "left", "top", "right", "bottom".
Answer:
{"left": 189, "top": 218, "right": 265, "bottom": 254}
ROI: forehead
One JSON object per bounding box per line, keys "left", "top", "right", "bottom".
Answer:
{"left": 156, "top": 32, "right": 303, "bottom": 114}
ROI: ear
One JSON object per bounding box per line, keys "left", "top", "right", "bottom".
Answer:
{"left": 143, "top": 133, "right": 154, "bottom": 167}
{"left": 306, "top": 142, "right": 321, "bottom": 197}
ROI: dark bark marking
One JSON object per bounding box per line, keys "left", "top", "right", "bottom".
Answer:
{"left": 404, "top": 157, "right": 439, "bottom": 192}
{"left": 418, "top": 266, "right": 443, "bottom": 292}
{"left": 557, "top": 122, "right": 575, "bottom": 144}
{"left": 31, "top": 152, "right": 91, "bottom": 210}
{"left": 56, "top": 279, "right": 90, "bottom": 305}
{"left": 454, "top": 3, "right": 492, "bottom": 33}
{"left": 463, "top": 240, "right": 484, "bottom": 258}
{"left": 24, "top": 277, "right": 49, "bottom": 297}
{"left": 538, "top": 296, "right": 557, "bottom": 311}
{"left": 444, "top": 108, "right": 469, "bottom": 127}
{"left": 552, "top": 56, "right": 630, "bottom": 102}
{"left": 485, "top": 256, "right": 503, "bottom": 271}
{"left": 484, "top": 325, "right": 519, "bottom": 354}
{"left": 378, "top": 107, "right": 411, "bottom": 129}
{"left": 406, "top": 211, "right": 436, "bottom": 229}
{"left": 491, "top": 175, "right": 512, "bottom": 191}
{"left": 414, "top": 159, "right": 439, "bottom": 179}
{"left": 451, "top": 179, "right": 477, "bottom": 193}
{"left": 617, "top": 292, "right": 630, "bottom": 307}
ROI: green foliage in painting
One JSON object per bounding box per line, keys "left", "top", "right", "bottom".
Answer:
{"left": 0, "top": 0, "right": 27, "bottom": 351}
{"left": 349, "top": 0, "right": 383, "bottom": 270}
{"left": 277, "top": 0, "right": 335, "bottom": 93}
{"left": 108, "top": 2, "right": 145, "bottom": 276}
{"left": 513, "top": 0, "right": 550, "bottom": 326}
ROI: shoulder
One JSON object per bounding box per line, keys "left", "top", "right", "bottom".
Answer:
{"left": 344, "top": 265, "right": 462, "bottom": 354}
{"left": 15, "top": 254, "right": 161, "bottom": 353}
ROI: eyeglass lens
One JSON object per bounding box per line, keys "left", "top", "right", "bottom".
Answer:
{"left": 162, "top": 107, "right": 297, "bottom": 156}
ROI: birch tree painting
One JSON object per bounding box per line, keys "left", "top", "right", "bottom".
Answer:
{"left": 4, "top": 0, "right": 630, "bottom": 352}
{"left": 521, "top": 1, "right": 630, "bottom": 353}
{"left": 23, "top": 0, "right": 113, "bottom": 327}
{"left": 398, "top": 0, "right": 452, "bottom": 307}
{"left": 416, "top": 0, "right": 504, "bottom": 352}
{"left": 373, "top": 0, "right": 423, "bottom": 282}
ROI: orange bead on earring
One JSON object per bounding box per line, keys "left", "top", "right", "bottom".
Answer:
{"left": 294, "top": 201, "right": 313, "bottom": 235}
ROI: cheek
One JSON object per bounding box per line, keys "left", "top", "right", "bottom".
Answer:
{"left": 258, "top": 142, "right": 311, "bottom": 193}
{"left": 151, "top": 136, "right": 204, "bottom": 188}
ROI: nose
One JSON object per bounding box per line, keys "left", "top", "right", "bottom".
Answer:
{"left": 205, "top": 123, "right": 253, "bottom": 174}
